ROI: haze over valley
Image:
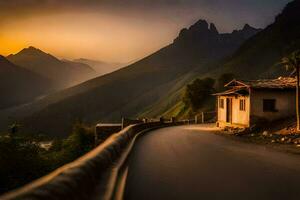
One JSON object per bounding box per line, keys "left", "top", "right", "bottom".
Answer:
{"left": 2, "top": 1, "right": 300, "bottom": 198}
{"left": 0, "top": 0, "right": 299, "bottom": 136}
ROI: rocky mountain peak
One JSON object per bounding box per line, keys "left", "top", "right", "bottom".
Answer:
{"left": 174, "top": 19, "right": 260, "bottom": 47}
{"left": 174, "top": 19, "right": 215, "bottom": 43}
{"left": 242, "top": 24, "right": 260, "bottom": 32}
{"left": 7, "top": 46, "right": 60, "bottom": 64}
{"left": 20, "top": 46, "right": 44, "bottom": 54}
{"left": 189, "top": 19, "right": 209, "bottom": 32}
{"left": 230, "top": 24, "right": 261, "bottom": 40}
{"left": 210, "top": 23, "right": 219, "bottom": 34}
{"left": 243, "top": 24, "right": 251, "bottom": 30}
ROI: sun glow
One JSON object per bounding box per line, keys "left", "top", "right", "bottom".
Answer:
{"left": 0, "top": 11, "right": 177, "bottom": 62}
{"left": 0, "top": 35, "right": 27, "bottom": 56}
{"left": 0, "top": 1, "right": 289, "bottom": 62}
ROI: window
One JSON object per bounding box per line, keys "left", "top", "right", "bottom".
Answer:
{"left": 219, "top": 99, "right": 224, "bottom": 109}
{"left": 240, "top": 99, "right": 246, "bottom": 111}
{"left": 263, "top": 99, "right": 277, "bottom": 112}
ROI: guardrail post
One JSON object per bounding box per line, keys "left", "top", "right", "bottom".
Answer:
{"left": 159, "top": 117, "right": 164, "bottom": 123}
{"left": 201, "top": 112, "right": 205, "bottom": 124}
{"left": 121, "top": 117, "right": 125, "bottom": 129}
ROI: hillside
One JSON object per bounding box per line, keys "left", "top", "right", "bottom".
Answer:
{"left": 146, "top": 0, "right": 300, "bottom": 119}
{"left": 213, "top": 0, "right": 300, "bottom": 79}
{"left": 0, "top": 20, "right": 260, "bottom": 136}
{"left": 74, "top": 58, "right": 124, "bottom": 76}
{"left": 7, "top": 47, "right": 96, "bottom": 89}
{"left": 0, "top": 56, "right": 53, "bottom": 109}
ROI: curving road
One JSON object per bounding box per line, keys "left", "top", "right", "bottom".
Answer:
{"left": 124, "top": 125, "right": 300, "bottom": 200}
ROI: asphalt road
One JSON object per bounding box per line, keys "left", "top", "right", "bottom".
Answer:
{"left": 124, "top": 125, "right": 300, "bottom": 200}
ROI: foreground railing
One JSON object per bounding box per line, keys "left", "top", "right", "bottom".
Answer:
{"left": 1, "top": 121, "right": 185, "bottom": 200}
{"left": 1, "top": 113, "right": 215, "bottom": 200}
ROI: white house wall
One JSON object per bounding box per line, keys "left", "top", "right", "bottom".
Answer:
{"left": 217, "top": 96, "right": 227, "bottom": 123}
{"left": 232, "top": 96, "right": 250, "bottom": 126}
{"left": 250, "top": 89, "right": 295, "bottom": 121}
{"left": 217, "top": 95, "right": 250, "bottom": 128}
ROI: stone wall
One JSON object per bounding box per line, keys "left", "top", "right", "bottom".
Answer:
{"left": 1, "top": 121, "right": 181, "bottom": 200}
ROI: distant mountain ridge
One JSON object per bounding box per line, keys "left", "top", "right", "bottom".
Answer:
{"left": 0, "top": 55, "right": 52, "bottom": 109}
{"left": 74, "top": 58, "right": 124, "bottom": 76}
{"left": 1, "top": 19, "right": 261, "bottom": 136}
{"left": 213, "top": 0, "right": 300, "bottom": 79}
{"left": 7, "top": 47, "right": 97, "bottom": 89}
{"left": 173, "top": 20, "right": 261, "bottom": 61}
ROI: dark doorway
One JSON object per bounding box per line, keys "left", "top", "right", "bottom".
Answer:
{"left": 226, "top": 98, "right": 232, "bottom": 123}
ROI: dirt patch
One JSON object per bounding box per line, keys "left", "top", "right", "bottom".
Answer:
{"left": 216, "top": 117, "right": 300, "bottom": 155}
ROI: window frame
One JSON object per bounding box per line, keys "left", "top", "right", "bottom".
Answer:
{"left": 239, "top": 99, "right": 246, "bottom": 111}
{"left": 263, "top": 99, "right": 277, "bottom": 112}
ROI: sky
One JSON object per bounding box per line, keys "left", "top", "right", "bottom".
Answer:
{"left": 0, "top": 0, "right": 291, "bottom": 63}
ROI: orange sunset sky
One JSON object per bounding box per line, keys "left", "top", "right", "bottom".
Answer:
{"left": 0, "top": 0, "right": 290, "bottom": 63}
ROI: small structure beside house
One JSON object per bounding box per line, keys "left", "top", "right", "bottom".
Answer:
{"left": 214, "top": 77, "right": 296, "bottom": 128}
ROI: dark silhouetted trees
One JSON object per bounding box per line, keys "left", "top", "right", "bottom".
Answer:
{"left": 183, "top": 78, "right": 215, "bottom": 111}
{"left": 0, "top": 122, "right": 95, "bottom": 194}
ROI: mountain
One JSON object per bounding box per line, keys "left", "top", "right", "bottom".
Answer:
{"left": 74, "top": 58, "right": 124, "bottom": 76}
{"left": 0, "top": 55, "right": 52, "bottom": 109}
{"left": 147, "top": 0, "right": 300, "bottom": 118}
{"left": 0, "top": 20, "right": 260, "bottom": 136}
{"left": 213, "top": 0, "right": 300, "bottom": 79}
{"left": 173, "top": 20, "right": 261, "bottom": 62}
{"left": 7, "top": 47, "right": 97, "bottom": 89}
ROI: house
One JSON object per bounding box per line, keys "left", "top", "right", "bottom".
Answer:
{"left": 214, "top": 77, "right": 296, "bottom": 128}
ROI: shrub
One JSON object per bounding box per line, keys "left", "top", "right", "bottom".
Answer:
{"left": 0, "top": 122, "right": 95, "bottom": 194}
{"left": 183, "top": 77, "right": 215, "bottom": 111}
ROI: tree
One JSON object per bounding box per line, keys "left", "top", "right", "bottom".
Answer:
{"left": 183, "top": 78, "right": 215, "bottom": 111}
{"left": 58, "top": 122, "right": 94, "bottom": 163}
{"left": 0, "top": 136, "right": 48, "bottom": 194}
{"left": 0, "top": 122, "right": 95, "bottom": 194}
{"left": 281, "top": 51, "right": 300, "bottom": 131}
